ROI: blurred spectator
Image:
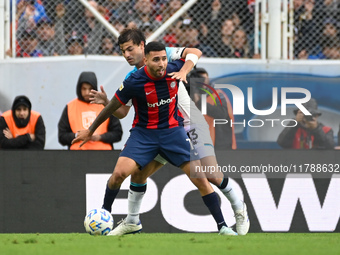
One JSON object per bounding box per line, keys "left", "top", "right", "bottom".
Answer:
{"left": 213, "top": 18, "right": 235, "bottom": 57}
{"left": 277, "top": 98, "right": 334, "bottom": 149}
{"left": 72, "top": 0, "right": 106, "bottom": 54}
{"left": 177, "top": 19, "right": 218, "bottom": 57}
{"left": 294, "top": 0, "right": 305, "bottom": 25}
{"left": 188, "top": 67, "right": 236, "bottom": 150}
{"left": 106, "top": 0, "right": 132, "bottom": 22}
{"left": 0, "top": 95, "right": 45, "bottom": 150}
{"left": 321, "top": 19, "right": 339, "bottom": 41}
{"left": 58, "top": 71, "right": 122, "bottom": 150}
{"left": 17, "top": 30, "right": 43, "bottom": 57}
{"left": 100, "top": 34, "right": 120, "bottom": 55}
{"left": 17, "top": 0, "right": 49, "bottom": 25}
{"left": 322, "top": 38, "right": 340, "bottom": 59}
{"left": 161, "top": 1, "right": 192, "bottom": 47}
{"left": 35, "top": 17, "right": 66, "bottom": 56}
{"left": 295, "top": 0, "right": 320, "bottom": 56}
{"left": 67, "top": 36, "right": 84, "bottom": 55}
{"left": 128, "top": 0, "right": 161, "bottom": 29}
{"left": 316, "top": 0, "right": 340, "bottom": 23}
{"left": 160, "top": 0, "right": 182, "bottom": 22}
{"left": 141, "top": 22, "right": 153, "bottom": 39}
{"left": 228, "top": 28, "right": 252, "bottom": 58}
{"left": 299, "top": 37, "right": 340, "bottom": 59}
{"left": 110, "top": 17, "right": 126, "bottom": 33}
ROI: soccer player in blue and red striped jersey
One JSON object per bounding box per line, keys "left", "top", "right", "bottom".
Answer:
{"left": 73, "top": 41, "right": 237, "bottom": 235}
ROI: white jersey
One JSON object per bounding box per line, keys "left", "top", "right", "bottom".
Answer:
{"left": 166, "top": 47, "right": 210, "bottom": 130}
{"left": 177, "top": 81, "right": 209, "bottom": 129}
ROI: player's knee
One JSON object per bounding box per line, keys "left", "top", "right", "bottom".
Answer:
{"left": 110, "top": 170, "right": 128, "bottom": 186}
{"left": 207, "top": 177, "right": 223, "bottom": 187}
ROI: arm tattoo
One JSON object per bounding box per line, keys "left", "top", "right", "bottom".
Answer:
{"left": 89, "top": 96, "right": 122, "bottom": 134}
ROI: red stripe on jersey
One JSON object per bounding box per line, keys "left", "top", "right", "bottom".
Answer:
{"left": 144, "top": 82, "right": 159, "bottom": 129}
{"left": 132, "top": 98, "right": 139, "bottom": 128}
{"left": 114, "top": 93, "right": 126, "bottom": 105}
{"left": 166, "top": 78, "right": 179, "bottom": 128}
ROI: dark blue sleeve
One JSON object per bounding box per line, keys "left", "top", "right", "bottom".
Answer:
{"left": 115, "top": 79, "right": 133, "bottom": 105}
{"left": 167, "top": 59, "right": 185, "bottom": 73}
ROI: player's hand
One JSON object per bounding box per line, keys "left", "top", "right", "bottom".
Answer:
{"left": 89, "top": 85, "right": 109, "bottom": 106}
{"left": 72, "top": 129, "right": 92, "bottom": 147}
{"left": 303, "top": 118, "right": 318, "bottom": 130}
{"left": 3, "top": 128, "right": 13, "bottom": 139}
{"left": 168, "top": 71, "right": 188, "bottom": 83}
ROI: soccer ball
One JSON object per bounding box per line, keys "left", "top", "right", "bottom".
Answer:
{"left": 84, "top": 208, "right": 114, "bottom": 235}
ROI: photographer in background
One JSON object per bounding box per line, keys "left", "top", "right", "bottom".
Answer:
{"left": 277, "top": 98, "right": 334, "bottom": 149}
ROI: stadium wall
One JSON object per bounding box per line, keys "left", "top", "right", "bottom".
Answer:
{"left": 0, "top": 150, "right": 339, "bottom": 233}
{"left": 1, "top": 57, "right": 340, "bottom": 150}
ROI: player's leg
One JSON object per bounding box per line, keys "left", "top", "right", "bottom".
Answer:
{"left": 190, "top": 124, "right": 250, "bottom": 235}
{"left": 160, "top": 126, "right": 236, "bottom": 235}
{"left": 102, "top": 156, "right": 140, "bottom": 212}
{"left": 201, "top": 156, "right": 243, "bottom": 209}
{"left": 180, "top": 160, "right": 236, "bottom": 235}
{"left": 103, "top": 127, "right": 158, "bottom": 213}
{"left": 201, "top": 155, "right": 250, "bottom": 235}
{"left": 126, "top": 157, "right": 165, "bottom": 224}
{"left": 109, "top": 158, "right": 165, "bottom": 236}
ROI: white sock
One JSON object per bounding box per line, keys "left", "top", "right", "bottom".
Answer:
{"left": 220, "top": 181, "right": 243, "bottom": 212}
{"left": 125, "top": 189, "right": 145, "bottom": 224}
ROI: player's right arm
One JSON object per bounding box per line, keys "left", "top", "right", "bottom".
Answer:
{"left": 167, "top": 47, "right": 202, "bottom": 83}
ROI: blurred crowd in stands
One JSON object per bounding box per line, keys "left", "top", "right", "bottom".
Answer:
{"left": 8, "top": 0, "right": 340, "bottom": 59}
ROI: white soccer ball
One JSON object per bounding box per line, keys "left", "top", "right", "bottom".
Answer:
{"left": 84, "top": 208, "right": 114, "bottom": 235}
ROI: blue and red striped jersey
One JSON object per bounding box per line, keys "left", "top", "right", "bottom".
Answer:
{"left": 115, "top": 59, "right": 185, "bottom": 129}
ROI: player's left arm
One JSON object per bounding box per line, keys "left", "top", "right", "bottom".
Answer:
{"left": 168, "top": 48, "right": 202, "bottom": 83}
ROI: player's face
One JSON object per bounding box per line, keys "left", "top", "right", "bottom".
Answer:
{"left": 145, "top": 50, "right": 167, "bottom": 78}
{"left": 15, "top": 106, "right": 29, "bottom": 120}
{"left": 120, "top": 40, "right": 145, "bottom": 68}
{"left": 81, "top": 83, "right": 93, "bottom": 102}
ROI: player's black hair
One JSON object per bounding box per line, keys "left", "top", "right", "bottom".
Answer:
{"left": 118, "top": 28, "right": 146, "bottom": 46}
{"left": 144, "top": 41, "right": 166, "bottom": 55}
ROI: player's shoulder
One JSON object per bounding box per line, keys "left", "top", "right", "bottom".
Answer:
{"left": 125, "top": 67, "right": 147, "bottom": 83}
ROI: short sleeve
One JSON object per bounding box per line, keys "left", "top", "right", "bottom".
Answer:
{"left": 115, "top": 81, "right": 132, "bottom": 105}
{"left": 166, "top": 47, "right": 185, "bottom": 62}
{"left": 167, "top": 59, "right": 185, "bottom": 73}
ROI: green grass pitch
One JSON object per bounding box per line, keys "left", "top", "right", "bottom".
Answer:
{"left": 0, "top": 233, "right": 339, "bottom": 255}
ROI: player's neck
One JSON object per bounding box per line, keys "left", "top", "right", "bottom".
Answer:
{"left": 136, "top": 60, "right": 145, "bottom": 69}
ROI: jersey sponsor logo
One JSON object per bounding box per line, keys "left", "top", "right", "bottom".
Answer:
{"left": 147, "top": 95, "right": 177, "bottom": 108}
{"left": 119, "top": 84, "right": 124, "bottom": 91}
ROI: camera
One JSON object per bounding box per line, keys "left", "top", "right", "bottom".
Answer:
{"left": 304, "top": 114, "right": 317, "bottom": 122}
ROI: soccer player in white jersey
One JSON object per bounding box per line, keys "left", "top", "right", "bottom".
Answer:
{"left": 90, "top": 28, "right": 249, "bottom": 236}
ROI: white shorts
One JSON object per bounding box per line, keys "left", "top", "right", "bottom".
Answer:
{"left": 185, "top": 124, "right": 215, "bottom": 160}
